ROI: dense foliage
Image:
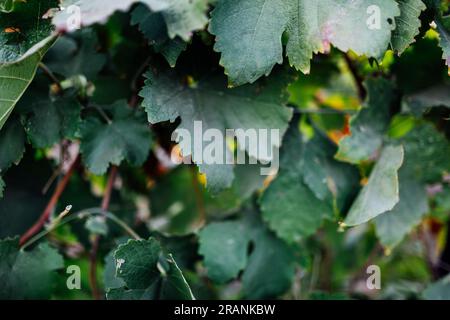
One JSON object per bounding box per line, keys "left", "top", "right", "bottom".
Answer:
{"left": 1, "top": 0, "right": 450, "bottom": 300}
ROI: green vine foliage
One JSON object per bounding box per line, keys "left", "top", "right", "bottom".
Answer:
{"left": 1, "top": 0, "right": 450, "bottom": 300}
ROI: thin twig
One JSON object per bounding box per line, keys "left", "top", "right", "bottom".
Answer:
{"left": 88, "top": 166, "right": 118, "bottom": 300}
{"left": 38, "top": 62, "right": 63, "bottom": 94}
{"left": 19, "top": 154, "right": 80, "bottom": 247}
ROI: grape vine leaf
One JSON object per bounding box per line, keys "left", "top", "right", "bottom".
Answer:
{"left": 336, "top": 78, "right": 396, "bottom": 164}
{"left": 131, "top": 3, "right": 187, "bottom": 67}
{"left": 344, "top": 145, "right": 404, "bottom": 226}
{"left": 423, "top": 275, "right": 450, "bottom": 300}
{"left": 0, "top": 116, "right": 25, "bottom": 171}
{"left": 52, "top": 0, "right": 170, "bottom": 30}
{"left": 45, "top": 30, "right": 106, "bottom": 79}
{"left": 209, "top": 0, "right": 289, "bottom": 86}
{"left": 198, "top": 212, "right": 296, "bottom": 298}
{"left": 402, "top": 83, "right": 450, "bottom": 115}
{"left": 0, "top": 34, "right": 56, "bottom": 131}
{"left": 260, "top": 121, "right": 334, "bottom": 243}
{"left": 24, "top": 95, "right": 82, "bottom": 148}
{"left": 391, "top": 0, "right": 426, "bottom": 54}
{"left": 198, "top": 220, "right": 250, "bottom": 283}
{"left": 53, "top": 0, "right": 208, "bottom": 41}
{"left": 374, "top": 171, "right": 429, "bottom": 249}
{"left": 301, "top": 132, "right": 360, "bottom": 212}
{"left": 210, "top": 0, "right": 399, "bottom": 85}
{"left": 106, "top": 238, "right": 195, "bottom": 300}
{"left": 139, "top": 68, "right": 293, "bottom": 193}
{"left": 436, "top": 16, "right": 450, "bottom": 67}
{"left": 0, "top": 238, "right": 64, "bottom": 299}
{"left": 400, "top": 122, "right": 450, "bottom": 183}
{"left": 0, "top": 0, "right": 56, "bottom": 63}
{"left": 79, "top": 100, "right": 152, "bottom": 175}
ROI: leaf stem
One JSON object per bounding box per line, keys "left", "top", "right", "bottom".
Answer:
{"left": 19, "top": 154, "right": 81, "bottom": 247}
{"left": 38, "top": 62, "right": 63, "bottom": 94}
{"left": 89, "top": 166, "right": 118, "bottom": 300}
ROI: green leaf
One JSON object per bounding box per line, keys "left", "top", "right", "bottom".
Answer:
{"left": 344, "top": 145, "right": 404, "bottom": 226}
{"left": 436, "top": 16, "right": 450, "bottom": 67}
{"left": 198, "top": 220, "right": 250, "bottom": 283}
{"left": 54, "top": 0, "right": 208, "bottom": 41}
{"left": 374, "top": 171, "right": 429, "bottom": 249}
{"left": 131, "top": 3, "right": 187, "bottom": 67}
{"left": 336, "top": 78, "right": 396, "bottom": 164}
{"left": 24, "top": 95, "right": 81, "bottom": 148}
{"left": 209, "top": 0, "right": 288, "bottom": 86}
{"left": 402, "top": 83, "right": 450, "bottom": 115}
{"left": 45, "top": 30, "right": 106, "bottom": 79}
{"left": 423, "top": 275, "right": 450, "bottom": 300}
{"left": 0, "top": 238, "right": 64, "bottom": 299}
{"left": 260, "top": 122, "right": 334, "bottom": 243}
{"left": 198, "top": 212, "right": 295, "bottom": 298}
{"left": 0, "top": 35, "right": 56, "bottom": 131}
{"left": 391, "top": 0, "right": 426, "bottom": 54}
{"left": 107, "top": 238, "right": 195, "bottom": 300}
{"left": 52, "top": 0, "right": 170, "bottom": 30}
{"left": 286, "top": 0, "right": 399, "bottom": 73}
{"left": 400, "top": 122, "right": 450, "bottom": 183}
{"left": 158, "top": 0, "right": 208, "bottom": 41}
{"left": 241, "top": 224, "right": 296, "bottom": 299}
{"left": 301, "top": 132, "right": 360, "bottom": 212}
{"left": 210, "top": 0, "right": 399, "bottom": 85}
{"left": 0, "top": 0, "right": 56, "bottom": 63}
{"left": 140, "top": 68, "right": 293, "bottom": 193}
{"left": 79, "top": 100, "right": 152, "bottom": 175}
{"left": 0, "top": 116, "right": 25, "bottom": 171}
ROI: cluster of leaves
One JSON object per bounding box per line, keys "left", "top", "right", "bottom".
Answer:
{"left": 1, "top": 0, "right": 450, "bottom": 300}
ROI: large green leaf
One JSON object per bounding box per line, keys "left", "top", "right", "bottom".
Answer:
{"left": 53, "top": 0, "right": 208, "bottom": 41}
{"left": 209, "top": 0, "right": 288, "bottom": 86}
{"left": 106, "top": 238, "right": 194, "bottom": 300}
{"left": 52, "top": 0, "right": 169, "bottom": 30}
{"left": 140, "top": 68, "right": 293, "bottom": 193}
{"left": 344, "top": 145, "right": 404, "bottom": 226}
{"left": 336, "top": 78, "right": 396, "bottom": 164}
{"left": 260, "top": 122, "right": 334, "bottom": 243}
{"left": 79, "top": 100, "right": 152, "bottom": 175}
{"left": 24, "top": 95, "right": 81, "bottom": 148}
{"left": 0, "top": 35, "right": 56, "bottom": 131}
{"left": 198, "top": 220, "right": 250, "bottom": 283}
{"left": 210, "top": 0, "right": 399, "bottom": 85}
{"left": 0, "top": 238, "right": 64, "bottom": 299}
{"left": 198, "top": 212, "right": 296, "bottom": 299}
{"left": 0, "top": 0, "right": 56, "bottom": 63}
{"left": 374, "top": 171, "right": 429, "bottom": 249}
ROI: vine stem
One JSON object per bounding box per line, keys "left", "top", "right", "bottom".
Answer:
{"left": 38, "top": 62, "right": 63, "bottom": 94}
{"left": 19, "top": 154, "right": 81, "bottom": 247}
{"left": 89, "top": 166, "right": 118, "bottom": 300}
{"left": 343, "top": 53, "right": 366, "bottom": 101}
